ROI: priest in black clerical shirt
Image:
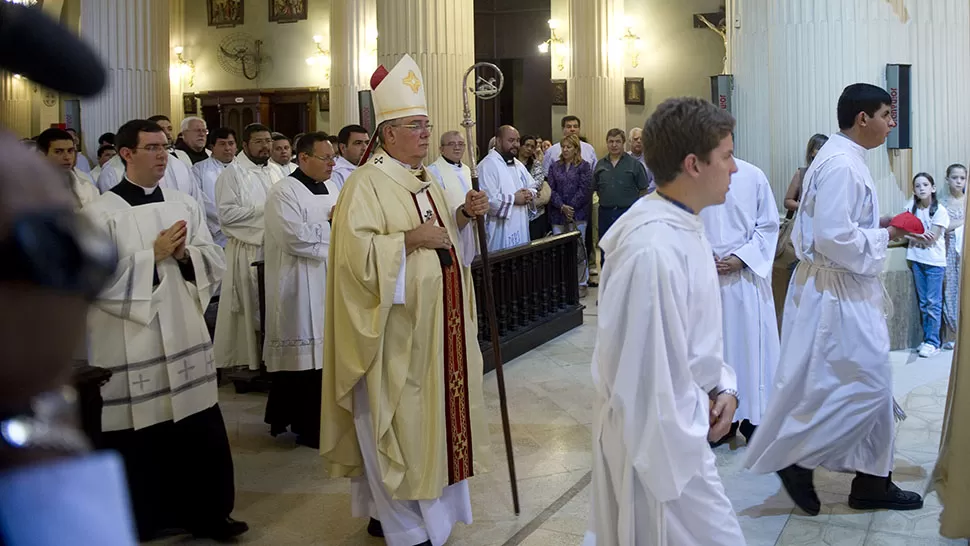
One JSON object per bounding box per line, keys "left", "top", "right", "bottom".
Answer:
{"left": 82, "top": 119, "right": 246, "bottom": 541}
{"left": 262, "top": 132, "right": 340, "bottom": 448}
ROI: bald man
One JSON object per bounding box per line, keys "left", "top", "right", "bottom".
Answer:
{"left": 427, "top": 131, "right": 473, "bottom": 208}
{"left": 477, "top": 125, "right": 535, "bottom": 251}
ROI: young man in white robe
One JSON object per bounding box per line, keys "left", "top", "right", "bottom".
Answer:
{"left": 213, "top": 123, "right": 285, "bottom": 370}
{"left": 331, "top": 124, "right": 370, "bottom": 190}
{"left": 270, "top": 132, "right": 297, "bottom": 176}
{"left": 192, "top": 127, "right": 238, "bottom": 248}
{"left": 743, "top": 83, "right": 923, "bottom": 514}
{"left": 83, "top": 119, "right": 247, "bottom": 542}
{"left": 584, "top": 97, "right": 745, "bottom": 546}
{"left": 35, "top": 128, "right": 99, "bottom": 208}
{"left": 321, "top": 54, "right": 490, "bottom": 546}
{"left": 477, "top": 125, "right": 536, "bottom": 251}
{"left": 262, "top": 132, "right": 339, "bottom": 449}
{"left": 700, "top": 157, "right": 780, "bottom": 445}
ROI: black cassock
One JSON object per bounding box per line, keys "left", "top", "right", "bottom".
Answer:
{"left": 99, "top": 179, "right": 236, "bottom": 540}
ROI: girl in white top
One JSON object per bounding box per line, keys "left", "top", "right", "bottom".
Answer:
{"left": 905, "top": 172, "right": 951, "bottom": 357}
{"left": 942, "top": 163, "right": 966, "bottom": 349}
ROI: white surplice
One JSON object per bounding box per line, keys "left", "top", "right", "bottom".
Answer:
{"left": 96, "top": 154, "right": 205, "bottom": 210}
{"left": 477, "top": 149, "right": 535, "bottom": 251}
{"left": 71, "top": 169, "right": 99, "bottom": 208}
{"left": 427, "top": 156, "right": 472, "bottom": 207}
{"left": 330, "top": 155, "right": 357, "bottom": 190}
{"left": 743, "top": 133, "right": 894, "bottom": 477}
{"left": 699, "top": 158, "right": 780, "bottom": 425}
{"left": 271, "top": 159, "right": 297, "bottom": 177}
{"left": 584, "top": 194, "right": 745, "bottom": 546}
{"left": 262, "top": 175, "right": 339, "bottom": 372}
{"left": 213, "top": 152, "right": 284, "bottom": 369}
{"left": 192, "top": 156, "right": 233, "bottom": 247}
{"left": 83, "top": 187, "right": 226, "bottom": 432}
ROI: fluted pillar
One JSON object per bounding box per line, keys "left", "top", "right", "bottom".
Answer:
{"left": 331, "top": 0, "right": 377, "bottom": 132}
{"left": 566, "top": 0, "right": 624, "bottom": 158}
{"left": 79, "top": 0, "right": 170, "bottom": 154}
{"left": 376, "top": 0, "right": 475, "bottom": 163}
{"left": 168, "top": 0, "right": 186, "bottom": 132}
{"left": 730, "top": 0, "right": 970, "bottom": 214}
{"left": 0, "top": 72, "right": 32, "bottom": 138}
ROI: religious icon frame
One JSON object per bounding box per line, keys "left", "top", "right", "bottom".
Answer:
{"left": 551, "top": 79, "right": 567, "bottom": 106}
{"left": 182, "top": 93, "right": 198, "bottom": 115}
{"left": 624, "top": 78, "right": 645, "bottom": 106}
{"left": 269, "top": 0, "right": 309, "bottom": 23}
{"left": 206, "top": 0, "right": 244, "bottom": 28}
{"left": 318, "top": 89, "right": 330, "bottom": 112}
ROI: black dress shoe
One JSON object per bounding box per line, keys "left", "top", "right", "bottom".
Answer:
{"left": 413, "top": 541, "right": 432, "bottom": 546}
{"left": 367, "top": 518, "right": 384, "bottom": 537}
{"left": 738, "top": 419, "right": 756, "bottom": 443}
{"left": 777, "top": 464, "right": 821, "bottom": 516}
{"left": 191, "top": 517, "right": 249, "bottom": 541}
{"left": 848, "top": 472, "right": 923, "bottom": 511}
{"left": 709, "top": 421, "right": 739, "bottom": 448}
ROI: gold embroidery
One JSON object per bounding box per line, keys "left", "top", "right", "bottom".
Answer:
{"left": 403, "top": 70, "right": 422, "bottom": 94}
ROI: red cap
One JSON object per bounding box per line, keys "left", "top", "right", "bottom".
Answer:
{"left": 889, "top": 211, "right": 925, "bottom": 235}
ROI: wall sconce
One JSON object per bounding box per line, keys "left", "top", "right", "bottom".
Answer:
{"left": 306, "top": 35, "right": 332, "bottom": 81}
{"left": 172, "top": 45, "right": 195, "bottom": 88}
{"left": 621, "top": 27, "right": 643, "bottom": 68}
{"left": 538, "top": 19, "right": 566, "bottom": 72}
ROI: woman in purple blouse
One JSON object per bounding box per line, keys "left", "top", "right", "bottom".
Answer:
{"left": 548, "top": 133, "right": 593, "bottom": 291}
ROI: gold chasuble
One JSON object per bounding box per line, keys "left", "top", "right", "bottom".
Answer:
{"left": 321, "top": 148, "right": 490, "bottom": 501}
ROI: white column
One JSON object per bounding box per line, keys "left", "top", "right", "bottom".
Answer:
{"left": 79, "top": 0, "right": 170, "bottom": 154}
{"left": 376, "top": 0, "right": 475, "bottom": 162}
{"left": 330, "top": 0, "right": 377, "bottom": 133}
{"left": 168, "top": 0, "right": 186, "bottom": 132}
{"left": 731, "top": 0, "right": 970, "bottom": 214}
{"left": 566, "top": 0, "right": 624, "bottom": 158}
{"left": 0, "top": 72, "right": 32, "bottom": 138}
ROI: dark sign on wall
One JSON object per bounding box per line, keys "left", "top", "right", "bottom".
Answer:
{"left": 710, "top": 74, "right": 733, "bottom": 115}
{"left": 886, "top": 64, "right": 912, "bottom": 150}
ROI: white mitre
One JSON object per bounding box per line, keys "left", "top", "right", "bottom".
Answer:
{"left": 372, "top": 53, "right": 429, "bottom": 125}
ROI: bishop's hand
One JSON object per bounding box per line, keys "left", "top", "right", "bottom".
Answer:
{"left": 463, "top": 190, "right": 488, "bottom": 217}
{"left": 405, "top": 218, "right": 452, "bottom": 254}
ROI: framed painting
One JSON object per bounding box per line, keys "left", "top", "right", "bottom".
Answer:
{"left": 269, "top": 0, "right": 308, "bottom": 23}
{"left": 624, "top": 77, "right": 645, "bottom": 105}
{"left": 207, "top": 0, "right": 244, "bottom": 27}
{"left": 182, "top": 93, "right": 198, "bottom": 115}
{"left": 318, "top": 89, "right": 330, "bottom": 112}
{"left": 551, "top": 79, "right": 567, "bottom": 106}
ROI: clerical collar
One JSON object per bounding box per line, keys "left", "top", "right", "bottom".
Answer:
{"left": 291, "top": 168, "right": 329, "bottom": 195}
{"left": 442, "top": 156, "right": 463, "bottom": 167}
{"left": 244, "top": 152, "right": 268, "bottom": 167}
{"left": 656, "top": 191, "right": 696, "bottom": 214}
{"left": 499, "top": 150, "right": 516, "bottom": 165}
{"left": 174, "top": 141, "right": 209, "bottom": 164}
{"left": 111, "top": 177, "right": 163, "bottom": 206}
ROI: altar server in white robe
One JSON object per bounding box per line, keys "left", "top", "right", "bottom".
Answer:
{"left": 35, "top": 128, "right": 100, "bottom": 208}
{"left": 700, "top": 157, "right": 780, "bottom": 444}
{"left": 270, "top": 132, "right": 297, "bottom": 176}
{"left": 744, "top": 83, "right": 923, "bottom": 515}
{"left": 262, "top": 132, "right": 339, "bottom": 449}
{"left": 585, "top": 97, "right": 743, "bottom": 546}
{"left": 331, "top": 124, "right": 370, "bottom": 190}
{"left": 84, "top": 119, "right": 247, "bottom": 542}
{"left": 213, "top": 123, "right": 285, "bottom": 370}
{"left": 96, "top": 134, "right": 204, "bottom": 209}
{"left": 478, "top": 125, "right": 536, "bottom": 251}
{"left": 192, "top": 127, "right": 238, "bottom": 248}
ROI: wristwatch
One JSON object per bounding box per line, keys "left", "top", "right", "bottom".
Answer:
{"left": 460, "top": 206, "right": 473, "bottom": 219}
{"left": 716, "top": 388, "right": 740, "bottom": 401}
{"left": 0, "top": 386, "right": 90, "bottom": 456}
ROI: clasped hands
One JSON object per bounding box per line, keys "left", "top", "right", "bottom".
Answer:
{"left": 714, "top": 254, "right": 744, "bottom": 275}
{"left": 154, "top": 220, "right": 187, "bottom": 263}
{"left": 514, "top": 188, "right": 534, "bottom": 206}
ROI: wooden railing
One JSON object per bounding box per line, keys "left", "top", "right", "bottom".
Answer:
{"left": 472, "top": 231, "right": 585, "bottom": 372}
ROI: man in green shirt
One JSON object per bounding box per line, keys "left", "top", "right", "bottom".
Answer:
{"left": 593, "top": 128, "right": 652, "bottom": 264}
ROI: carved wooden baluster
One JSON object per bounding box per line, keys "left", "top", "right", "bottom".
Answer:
{"left": 551, "top": 245, "right": 561, "bottom": 310}
{"left": 543, "top": 247, "right": 553, "bottom": 315}
{"left": 498, "top": 260, "right": 508, "bottom": 336}
{"left": 529, "top": 251, "right": 539, "bottom": 321}
{"left": 476, "top": 267, "right": 490, "bottom": 341}
{"left": 508, "top": 258, "right": 519, "bottom": 331}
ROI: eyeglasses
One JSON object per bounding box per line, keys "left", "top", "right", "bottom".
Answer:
{"left": 0, "top": 211, "right": 119, "bottom": 301}
{"left": 309, "top": 154, "right": 335, "bottom": 163}
{"left": 135, "top": 144, "right": 168, "bottom": 154}
{"left": 392, "top": 122, "right": 434, "bottom": 133}
{"left": 444, "top": 141, "right": 466, "bottom": 148}
{"left": 249, "top": 138, "right": 273, "bottom": 146}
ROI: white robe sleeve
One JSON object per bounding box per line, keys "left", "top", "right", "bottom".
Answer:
{"left": 814, "top": 164, "right": 889, "bottom": 276}
{"left": 479, "top": 159, "right": 515, "bottom": 220}
{"left": 594, "top": 246, "right": 713, "bottom": 503}
{"left": 182, "top": 196, "right": 226, "bottom": 309}
{"left": 96, "top": 165, "right": 120, "bottom": 194}
{"left": 84, "top": 207, "right": 157, "bottom": 326}
{"left": 265, "top": 186, "right": 331, "bottom": 260}
{"left": 215, "top": 167, "right": 262, "bottom": 229}
{"left": 731, "top": 173, "right": 780, "bottom": 279}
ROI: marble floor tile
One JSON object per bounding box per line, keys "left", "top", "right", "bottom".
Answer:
{"left": 777, "top": 520, "right": 868, "bottom": 546}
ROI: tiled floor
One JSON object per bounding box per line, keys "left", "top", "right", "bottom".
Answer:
{"left": 151, "top": 291, "right": 969, "bottom": 545}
